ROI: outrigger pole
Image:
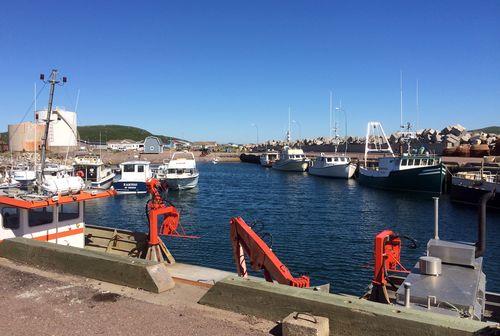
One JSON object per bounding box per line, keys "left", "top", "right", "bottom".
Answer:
{"left": 38, "top": 70, "right": 67, "bottom": 187}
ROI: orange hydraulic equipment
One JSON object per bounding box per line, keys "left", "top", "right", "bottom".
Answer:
{"left": 369, "top": 230, "right": 410, "bottom": 303}
{"left": 230, "top": 217, "right": 310, "bottom": 288}
{"left": 145, "top": 178, "right": 198, "bottom": 262}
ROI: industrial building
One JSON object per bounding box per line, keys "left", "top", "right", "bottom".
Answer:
{"left": 35, "top": 108, "right": 77, "bottom": 148}
{"left": 8, "top": 108, "right": 77, "bottom": 152}
{"left": 7, "top": 122, "right": 44, "bottom": 152}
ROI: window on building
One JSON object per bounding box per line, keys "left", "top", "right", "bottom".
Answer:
{"left": 123, "top": 164, "right": 135, "bottom": 172}
{"left": 58, "top": 203, "right": 80, "bottom": 221}
{"left": 414, "top": 159, "right": 421, "bottom": 166}
{"left": 1, "top": 207, "right": 20, "bottom": 229}
{"left": 28, "top": 206, "right": 54, "bottom": 226}
{"left": 401, "top": 159, "right": 408, "bottom": 166}
{"left": 334, "top": 158, "right": 338, "bottom": 162}
{"left": 137, "top": 165, "right": 145, "bottom": 173}
{"left": 408, "top": 159, "right": 414, "bottom": 166}
{"left": 422, "top": 159, "right": 428, "bottom": 165}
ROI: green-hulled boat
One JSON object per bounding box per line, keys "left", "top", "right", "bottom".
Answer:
{"left": 358, "top": 155, "right": 446, "bottom": 193}
{"left": 358, "top": 121, "right": 445, "bottom": 194}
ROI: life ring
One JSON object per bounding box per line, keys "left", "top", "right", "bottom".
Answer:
{"left": 76, "top": 170, "right": 85, "bottom": 178}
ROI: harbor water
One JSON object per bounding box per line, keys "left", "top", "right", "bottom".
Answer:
{"left": 85, "top": 162, "right": 500, "bottom": 295}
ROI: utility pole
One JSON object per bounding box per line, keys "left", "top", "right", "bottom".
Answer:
{"left": 39, "top": 69, "right": 67, "bottom": 185}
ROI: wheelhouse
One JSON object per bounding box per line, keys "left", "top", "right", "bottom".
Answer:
{"left": 0, "top": 190, "right": 115, "bottom": 248}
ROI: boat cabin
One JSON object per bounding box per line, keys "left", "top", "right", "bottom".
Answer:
{"left": 0, "top": 190, "right": 115, "bottom": 248}
{"left": 73, "top": 155, "right": 105, "bottom": 182}
{"left": 281, "top": 147, "right": 307, "bottom": 160}
{"left": 119, "top": 161, "right": 151, "bottom": 181}
{"left": 375, "top": 155, "right": 441, "bottom": 171}
{"left": 159, "top": 152, "right": 197, "bottom": 176}
{"left": 315, "top": 154, "right": 350, "bottom": 165}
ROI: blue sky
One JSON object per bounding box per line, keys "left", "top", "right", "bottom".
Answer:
{"left": 1, "top": 1, "right": 498, "bottom": 143}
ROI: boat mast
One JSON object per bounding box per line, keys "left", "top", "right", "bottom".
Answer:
{"left": 400, "top": 70, "right": 403, "bottom": 130}
{"left": 287, "top": 105, "right": 291, "bottom": 143}
{"left": 39, "top": 69, "right": 67, "bottom": 185}
{"left": 34, "top": 83, "right": 37, "bottom": 169}
{"left": 416, "top": 79, "right": 419, "bottom": 131}
{"left": 329, "top": 91, "right": 333, "bottom": 138}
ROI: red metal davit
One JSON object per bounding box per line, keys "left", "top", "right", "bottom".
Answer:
{"left": 230, "top": 216, "right": 310, "bottom": 288}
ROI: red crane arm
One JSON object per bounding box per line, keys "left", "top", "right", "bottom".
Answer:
{"left": 230, "top": 217, "right": 310, "bottom": 288}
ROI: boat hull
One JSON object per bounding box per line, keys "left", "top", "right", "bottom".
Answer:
{"left": 162, "top": 175, "right": 199, "bottom": 190}
{"left": 272, "top": 160, "right": 309, "bottom": 172}
{"left": 309, "top": 163, "right": 356, "bottom": 179}
{"left": 358, "top": 164, "right": 445, "bottom": 194}
{"left": 89, "top": 174, "right": 115, "bottom": 190}
{"left": 450, "top": 177, "right": 500, "bottom": 209}
{"left": 113, "top": 181, "right": 148, "bottom": 194}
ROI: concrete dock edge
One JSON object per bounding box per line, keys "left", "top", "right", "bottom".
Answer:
{"left": 199, "top": 276, "right": 497, "bottom": 336}
{"left": 0, "top": 237, "right": 174, "bottom": 293}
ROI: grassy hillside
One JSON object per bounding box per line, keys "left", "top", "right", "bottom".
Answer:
{"left": 470, "top": 126, "right": 500, "bottom": 134}
{"left": 1, "top": 125, "right": 179, "bottom": 144}
{"left": 77, "top": 125, "right": 177, "bottom": 143}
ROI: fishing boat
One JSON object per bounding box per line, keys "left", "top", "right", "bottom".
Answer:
{"left": 358, "top": 122, "right": 445, "bottom": 194}
{"left": 363, "top": 195, "right": 500, "bottom": 322}
{"left": 308, "top": 153, "right": 356, "bottom": 178}
{"left": 451, "top": 170, "right": 500, "bottom": 209}
{"left": 309, "top": 102, "right": 355, "bottom": 178}
{"left": 212, "top": 157, "right": 219, "bottom": 165}
{"left": 73, "top": 154, "right": 116, "bottom": 190}
{"left": 259, "top": 151, "right": 279, "bottom": 167}
{"left": 11, "top": 163, "right": 37, "bottom": 187}
{"left": 155, "top": 151, "right": 199, "bottom": 190}
{"left": 113, "top": 160, "right": 152, "bottom": 194}
{"left": 272, "top": 146, "right": 310, "bottom": 172}
{"left": 0, "top": 171, "right": 20, "bottom": 189}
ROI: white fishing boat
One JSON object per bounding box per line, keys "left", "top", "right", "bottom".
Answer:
{"left": 156, "top": 152, "right": 199, "bottom": 190}
{"left": 308, "top": 153, "right": 356, "bottom": 178}
{"left": 73, "top": 155, "right": 116, "bottom": 190}
{"left": 11, "top": 163, "right": 36, "bottom": 186}
{"left": 212, "top": 157, "right": 219, "bottom": 165}
{"left": 272, "top": 146, "right": 310, "bottom": 172}
{"left": 259, "top": 151, "right": 279, "bottom": 167}
{"left": 113, "top": 160, "right": 152, "bottom": 194}
{"left": 0, "top": 171, "right": 20, "bottom": 189}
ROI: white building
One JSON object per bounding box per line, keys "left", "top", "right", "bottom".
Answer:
{"left": 36, "top": 108, "right": 78, "bottom": 148}
{"left": 107, "top": 139, "right": 143, "bottom": 151}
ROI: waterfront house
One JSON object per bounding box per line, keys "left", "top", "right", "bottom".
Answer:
{"left": 143, "top": 136, "right": 163, "bottom": 154}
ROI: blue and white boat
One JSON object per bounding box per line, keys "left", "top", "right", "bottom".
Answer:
{"left": 113, "top": 160, "right": 152, "bottom": 194}
{"left": 73, "top": 155, "right": 116, "bottom": 190}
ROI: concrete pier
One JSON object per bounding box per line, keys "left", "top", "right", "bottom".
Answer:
{"left": 200, "top": 276, "right": 497, "bottom": 336}
{"left": 0, "top": 237, "right": 175, "bottom": 293}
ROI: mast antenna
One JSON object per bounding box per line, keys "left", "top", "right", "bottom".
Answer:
{"left": 287, "top": 105, "right": 291, "bottom": 143}
{"left": 38, "top": 69, "right": 67, "bottom": 187}
{"left": 400, "top": 70, "right": 403, "bottom": 129}
{"left": 329, "top": 91, "right": 333, "bottom": 138}
{"left": 416, "top": 79, "right": 419, "bottom": 131}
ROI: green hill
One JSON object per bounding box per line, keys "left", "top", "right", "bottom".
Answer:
{"left": 77, "top": 125, "right": 179, "bottom": 143}
{"left": 1, "top": 125, "right": 182, "bottom": 144}
{"left": 470, "top": 126, "right": 500, "bottom": 134}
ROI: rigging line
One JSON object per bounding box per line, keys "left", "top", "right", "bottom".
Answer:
{"left": 8, "top": 82, "right": 48, "bottom": 143}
